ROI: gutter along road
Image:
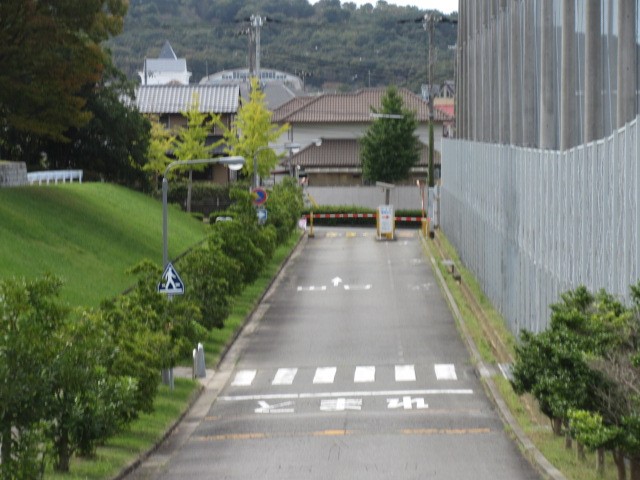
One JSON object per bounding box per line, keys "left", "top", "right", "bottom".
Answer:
{"left": 130, "top": 227, "right": 540, "bottom": 479}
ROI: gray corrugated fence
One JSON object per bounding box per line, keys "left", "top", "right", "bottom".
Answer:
{"left": 441, "top": 118, "right": 639, "bottom": 335}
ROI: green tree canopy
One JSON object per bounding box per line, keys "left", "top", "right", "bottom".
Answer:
{"left": 360, "top": 85, "right": 421, "bottom": 184}
{"left": 0, "top": 0, "right": 128, "bottom": 154}
{"left": 220, "top": 77, "right": 289, "bottom": 184}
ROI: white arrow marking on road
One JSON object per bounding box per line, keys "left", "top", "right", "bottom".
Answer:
{"left": 387, "top": 396, "right": 429, "bottom": 410}
{"left": 331, "top": 277, "right": 343, "bottom": 287}
{"left": 255, "top": 401, "right": 295, "bottom": 414}
{"left": 320, "top": 398, "right": 362, "bottom": 412}
{"left": 297, "top": 286, "right": 327, "bottom": 292}
{"left": 343, "top": 284, "right": 372, "bottom": 291}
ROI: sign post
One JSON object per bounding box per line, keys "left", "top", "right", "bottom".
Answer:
{"left": 377, "top": 204, "right": 395, "bottom": 240}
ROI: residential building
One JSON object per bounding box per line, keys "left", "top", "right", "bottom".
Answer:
{"left": 201, "top": 68, "right": 304, "bottom": 110}
{"left": 271, "top": 88, "right": 453, "bottom": 185}
{"left": 138, "top": 41, "right": 191, "bottom": 86}
{"left": 132, "top": 83, "right": 240, "bottom": 184}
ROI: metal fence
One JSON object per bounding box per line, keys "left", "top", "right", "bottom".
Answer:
{"left": 441, "top": 118, "right": 640, "bottom": 335}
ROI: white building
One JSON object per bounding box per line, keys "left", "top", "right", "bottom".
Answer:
{"left": 138, "top": 41, "right": 191, "bottom": 86}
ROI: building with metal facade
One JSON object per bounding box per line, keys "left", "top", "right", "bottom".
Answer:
{"left": 456, "top": 0, "right": 639, "bottom": 150}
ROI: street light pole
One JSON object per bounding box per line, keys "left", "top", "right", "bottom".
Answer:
{"left": 423, "top": 14, "right": 436, "bottom": 189}
{"left": 252, "top": 143, "right": 302, "bottom": 189}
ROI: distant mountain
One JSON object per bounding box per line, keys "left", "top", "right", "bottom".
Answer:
{"left": 107, "top": 0, "right": 457, "bottom": 93}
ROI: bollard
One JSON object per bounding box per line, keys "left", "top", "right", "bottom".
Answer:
{"left": 421, "top": 217, "right": 428, "bottom": 237}
{"left": 309, "top": 211, "right": 315, "bottom": 238}
{"left": 194, "top": 343, "right": 206, "bottom": 378}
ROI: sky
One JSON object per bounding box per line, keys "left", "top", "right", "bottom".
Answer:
{"left": 312, "top": 0, "right": 458, "bottom": 15}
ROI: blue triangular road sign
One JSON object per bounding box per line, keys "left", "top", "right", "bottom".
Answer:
{"left": 157, "top": 262, "right": 185, "bottom": 295}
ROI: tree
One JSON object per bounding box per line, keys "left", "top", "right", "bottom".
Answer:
{"left": 0, "top": 0, "right": 128, "bottom": 158}
{"left": 360, "top": 85, "right": 421, "bottom": 184}
{"left": 0, "top": 276, "right": 66, "bottom": 477}
{"left": 173, "top": 94, "right": 217, "bottom": 212}
{"left": 46, "top": 312, "right": 138, "bottom": 472}
{"left": 144, "top": 116, "right": 176, "bottom": 191}
{"left": 220, "top": 77, "right": 289, "bottom": 185}
{"left": 42, "top": 62, "right": 151, "bottom": 187}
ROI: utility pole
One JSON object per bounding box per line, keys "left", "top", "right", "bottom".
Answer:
{"left": 423, "top": 14, "right": 436, "bottom": 189}
{"left": 250, "top": 15, "right": 263, "bottom": 83}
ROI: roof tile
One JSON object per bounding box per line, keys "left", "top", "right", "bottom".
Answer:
{"left": 134, "top": 84, "right": 239, "bottom": 114}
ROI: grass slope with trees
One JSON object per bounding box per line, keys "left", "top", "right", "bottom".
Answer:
{"left": 0, "top": 178, "right": 304, "bottom": 478}
{"left": 0, "top": 183, "right": 206, "bottom": 308}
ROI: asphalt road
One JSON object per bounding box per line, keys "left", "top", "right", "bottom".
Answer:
{"left": 132, "top": 227, "right": 541, "bottom": 480}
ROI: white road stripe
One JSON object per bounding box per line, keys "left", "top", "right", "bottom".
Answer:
{"left": 354, "top": 366, "right": 376, "bottom": 383}
{"left": 435, "top": 364, "right": 457, "bottom": 380}
{"left": 395, "top": 365, "right": 417, "bottom": 382}
{"left": 231, "top": 370, "right": 257, "bottom": 386}
{"left": 313, "top": 367, "right": 337, "bottom": 384}
{"left": 272, "top": 368, "right": 298, "bottom": 385}
{"left": 219, "top": 388, "right": 474, "bottom": 402}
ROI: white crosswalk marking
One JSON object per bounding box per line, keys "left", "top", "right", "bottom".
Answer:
{"left": 272, "top": 368, "right": 298, "bottom": 385}
{"left": 354, "top": 366, "right": 376, "bottom": 383}
{"left": 435, "top": 364, "right": 457, "bottom": 380}
{"left": 313, "top": 367, "right": 337, "bottom": 384}
{"left": 231, "top": 370, "right": 257, "bottom": 386}
{"left": 395, "top": 365, "right": 416, "bottom": 382}
{"left": 231, "top": 364, "right": 459, "bottom": 388}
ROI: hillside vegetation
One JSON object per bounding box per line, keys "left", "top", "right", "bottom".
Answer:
{"left": 108, "top": 0, "right": 457, "bottom": 92}
{"left": 0, "top": 183, "right": 207, "bottom": 307}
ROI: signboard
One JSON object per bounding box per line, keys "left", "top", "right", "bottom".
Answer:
{"left": 377, "top": 204, "right": 395, "bottom": 239}
{"left": 252, "top": 187, "right": 268, "bottom": 206}
{"left": 257, "top": 207, "right": 267, "bottom": 224}
{"left": 157, "top": 262, "right": 185, "bottom": 295}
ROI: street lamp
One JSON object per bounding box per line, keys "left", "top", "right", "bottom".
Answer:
{"left": 162, "top": 156, "right": 245, "bottom": 269}
{"left": 252, "top": 142, "right": 315, "bottom": 188}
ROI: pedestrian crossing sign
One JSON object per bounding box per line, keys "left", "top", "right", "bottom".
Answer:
{"left": 157, "top": 262, "right": 185, "bottom": 295}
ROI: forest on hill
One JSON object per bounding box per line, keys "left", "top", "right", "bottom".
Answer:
{"left": 107, "top": 0, "right": 458, "bottom": 93}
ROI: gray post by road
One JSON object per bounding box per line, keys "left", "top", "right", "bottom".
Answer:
{"left": 161, "top": 157, "right": 245, "bottom": 388}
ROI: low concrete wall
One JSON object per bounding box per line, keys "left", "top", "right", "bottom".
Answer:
{"left": 0, "top": 162, "right": 27, "bottom": 187}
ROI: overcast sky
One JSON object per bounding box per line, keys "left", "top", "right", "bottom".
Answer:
{"left": 311, "top": 0, "right": 458, "bottom": 15}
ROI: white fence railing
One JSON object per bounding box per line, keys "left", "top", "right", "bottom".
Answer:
{"left": 28, "top": 170, "right": 83, "bottom": 185}
{"left": 441, "top": 118, "right": 639, "bottom": 335}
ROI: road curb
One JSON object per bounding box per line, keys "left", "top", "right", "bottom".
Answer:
{"left": 419, "top": 232, "right": 566, "bottom": 480}
{"left": 116, "top": 230, "right": 307, "bottom": 480}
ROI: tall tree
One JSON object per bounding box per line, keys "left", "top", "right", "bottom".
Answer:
{"left": 0, "top": 0, "right": 128, "bottom": 159}
{"left": 173, "top": 94, "right": 217, "bottom": 212}
{"left": 360, "top": 85, "right": 421, "bottom": 184}
{"left": 220, "top": 77, "right": 289, "bottom": 185}
{"left": 42, "top": 62, "right": 151, "bottom": 187}
{"left": 144, "top": 116, "right": 176, "bottom": 191}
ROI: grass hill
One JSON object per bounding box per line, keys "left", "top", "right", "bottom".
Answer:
{"left": 0, "top": 183, "right": 207, "bottom": 308}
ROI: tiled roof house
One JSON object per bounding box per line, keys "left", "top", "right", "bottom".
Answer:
{"left": 131, "top": 83, "right": 241, "bottom": 185}
{"left": 271, "top": 88, "right": 452, "bottom": 186}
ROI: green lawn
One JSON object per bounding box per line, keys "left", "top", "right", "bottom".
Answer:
{"left": 0, "top": 183, "right": 207, "bottom": 307}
